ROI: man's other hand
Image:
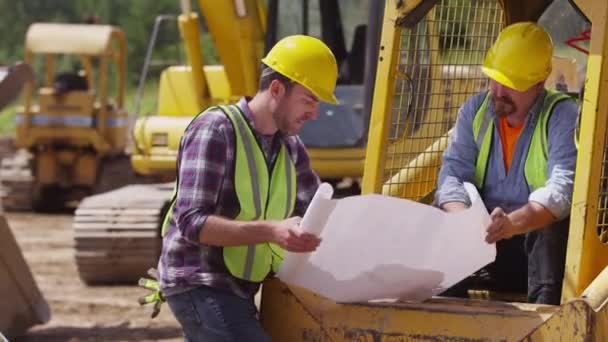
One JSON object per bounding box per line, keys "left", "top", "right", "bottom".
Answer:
{"left": 271, "top": 216, "right": 321, "bottom": 253}
{"left": 485, "top": 207, "right": 516, "bottom": 243}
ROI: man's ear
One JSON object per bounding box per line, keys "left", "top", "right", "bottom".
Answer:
{"left": 536, "top": 81, "right": 546, "bottom": 92}
{"left": 268, "top": 79, "right": 285, "bottom": 101}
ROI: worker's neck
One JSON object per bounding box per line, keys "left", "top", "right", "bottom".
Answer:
{"left": 505, "top": 110, "right": 528, "bottom": 127}
{"left": 248, "top": 94, "right": 279, "bottom": 135}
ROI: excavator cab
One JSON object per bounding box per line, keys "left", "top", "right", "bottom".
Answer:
{"left": 1, "top": 23, "right": 129, "bottom": 211}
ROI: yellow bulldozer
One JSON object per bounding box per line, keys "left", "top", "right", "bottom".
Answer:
{"left": 0, "top": 22, "right": 140, "bottom": 211}
{"left": 72, "top": 0, "right": 386, "bottom": 284}
{"left": 258, "top": 0, "right": 608, "bottom": 340}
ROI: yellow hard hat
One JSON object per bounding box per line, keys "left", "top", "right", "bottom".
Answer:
{"left": 262, "top": 35, "right": 338, "bottom": 104}
{"left": 482, "top": 22, "right": 553, "bottom": 92}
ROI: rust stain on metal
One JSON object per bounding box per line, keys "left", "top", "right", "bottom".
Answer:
{"left": 301, "top": 329, "right": 322, "bottom": 342}
{"left": 343, "top": 329, "right": 494, "bottom": 342}
{"left": 352, "top": 301, "right": 538, "bottom": 319}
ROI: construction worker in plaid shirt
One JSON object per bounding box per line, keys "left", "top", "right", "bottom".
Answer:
{"left": 154, "top": 35, "right": 338, "bottom": 341}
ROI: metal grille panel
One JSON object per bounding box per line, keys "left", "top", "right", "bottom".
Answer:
{"left": 382, "top": 0, "right": 503, "bottom": 201}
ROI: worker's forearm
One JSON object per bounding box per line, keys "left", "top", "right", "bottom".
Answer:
{"left": 441, "top": 201, "right": 468, "bottom": 212}
{"left": 508, "top": 201, "right": 556, "bottom": 235}
{"left": 198, "top": 215, "right": 276, "bottom": 246}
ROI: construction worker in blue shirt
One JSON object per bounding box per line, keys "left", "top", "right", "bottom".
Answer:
{"left": 435, "top": 22, "right": 578, "bottom": 305}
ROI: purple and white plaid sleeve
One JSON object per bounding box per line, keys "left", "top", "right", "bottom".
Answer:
{"left": 172, "top": 112, "right": 232, "bottom": 244}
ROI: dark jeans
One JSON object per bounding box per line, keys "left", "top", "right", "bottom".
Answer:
{"left": 525, "top": 219, "right": 569, "bottom": 304}
{"left": 442, "top": 219, "right": 569, "bottom": 305}
{"left": 166, "top": 285, "right": 270, "bottom": 342}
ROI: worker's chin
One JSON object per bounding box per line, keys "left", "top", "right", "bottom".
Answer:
{"left": 285, "top": 123, "right": 304, "bottom": 136}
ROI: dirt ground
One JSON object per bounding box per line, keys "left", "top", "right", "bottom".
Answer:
{"left": 7, "top": 212, "right": 184, "bottom": 342}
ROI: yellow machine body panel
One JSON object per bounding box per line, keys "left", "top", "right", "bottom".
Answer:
{"left": 132, "top": 115, "right": 191, "bottom": 177}
{"left": 132, "top": 64, "right": 237, "bottom": 177}
{"left": 260, "top": 278, "right": 608, "bottom": 341}
{"left": 563, "top": 0, "right": 608, "bottom": 301}
{"left": 259, "top": 0, "right": 608, "bottom": 340}
{"left": 307, "top": 148, "right": 366, "bottom": 179}
{"left": 156, "top": 65, "right": 234, "bottom": 118}
{"left": 157, "top": 66, "right": 202, "bottom": 117}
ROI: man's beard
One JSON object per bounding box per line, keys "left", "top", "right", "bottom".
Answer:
{"left": 272, "top": 107, "right": 291, "bottom": 135}
{"left": 492, "top": 95, "right": 516, "bottom": 118}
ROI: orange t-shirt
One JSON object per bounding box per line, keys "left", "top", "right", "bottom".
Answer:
{"left": 498, "top": 117, "right": 524, "bottom": 172}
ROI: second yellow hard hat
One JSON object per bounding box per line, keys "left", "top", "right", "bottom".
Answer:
{"left": 482, "top": 22, "right": 553, "bottom": 92}
{"left": 262, "top": 35, "right": 338, "bottom": 104}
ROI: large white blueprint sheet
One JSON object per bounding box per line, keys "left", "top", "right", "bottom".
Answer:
{"left": 277, "top": 182, "right": 495, "bottom": 303}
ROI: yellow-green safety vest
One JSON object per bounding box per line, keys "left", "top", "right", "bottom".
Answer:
{"left": 161, "top": 104, "right": 296, "bottom": 282}
{"left": 473, "top": 90, "right": 571, "bottom": 191}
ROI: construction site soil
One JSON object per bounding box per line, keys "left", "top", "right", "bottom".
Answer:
{"left": 8, "top": 212, "right": 183, "bottom": 342}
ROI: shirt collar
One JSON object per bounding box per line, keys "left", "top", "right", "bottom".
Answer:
{"left": 237, "top": 97, "right": 255, "bottom": 127}
{"left": 527, "top": 89, "right": 546, "bottom": 118}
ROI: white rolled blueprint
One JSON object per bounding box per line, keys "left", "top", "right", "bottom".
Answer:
{"left": 277, "top": 182, "right": 495, "bottom": 303}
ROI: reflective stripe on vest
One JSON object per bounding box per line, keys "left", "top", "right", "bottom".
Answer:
{"left": 160, "top": 104, "right": 296, "bottom": 283}
{"left": 473, "top": 90, "right": 571, "bottom": 191}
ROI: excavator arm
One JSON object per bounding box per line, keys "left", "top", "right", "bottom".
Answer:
{"left": 195, "top": 0, "right": 265, "bottom": 97}
{"left": 178, "top": 0, "right": 266, "bottom": 106}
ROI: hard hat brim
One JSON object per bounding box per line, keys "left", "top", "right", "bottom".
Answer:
{"left": 293, "top": 81, "right": 339, "bottom": 104}
{"left": 315, "top": 89, "right": 338, "bottom": 105}
{"left": 481, "top": 66, "right": 535, "bottom": 92}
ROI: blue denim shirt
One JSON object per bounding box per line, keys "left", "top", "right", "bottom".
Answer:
{"left": 436, "top": 90, "right": 578, "bottom": 219}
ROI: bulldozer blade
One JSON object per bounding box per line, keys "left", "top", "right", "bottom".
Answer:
{"left": 0, "top": 63, "right": 34, "bottom": 112}
{"left": 0, "top": 215, "right": 50, "bottom": 339}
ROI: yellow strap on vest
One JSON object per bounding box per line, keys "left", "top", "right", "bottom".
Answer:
{"left": 524, "top": 91, "right": 571, "bottom": 191}
{"left": 473, "top": 93, "right": 492, "bottom": 188}
{"left": 473, "top": 90, "right": 571, "bottom": 191}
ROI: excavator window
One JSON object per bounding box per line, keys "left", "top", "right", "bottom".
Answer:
{"left": 53, "top": 72, "right": 89, "bottom": 96}
{"left": 269, "top": 0, "right": 369, "bottom": 86}
{"left": 266, "top": 0, "right": 380, "bottom": 149}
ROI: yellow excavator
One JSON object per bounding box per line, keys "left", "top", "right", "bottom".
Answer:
{"left": 259, "top": 0, "right": 608, "bottom": 340}
{"left": 73, "top": 0, "right": 385, "bottom": 284}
